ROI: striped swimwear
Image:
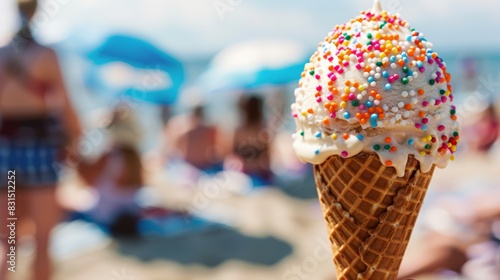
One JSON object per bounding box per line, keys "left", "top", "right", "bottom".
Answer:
{"left": 0, "top": 115, "right": 66, "bottom": 188}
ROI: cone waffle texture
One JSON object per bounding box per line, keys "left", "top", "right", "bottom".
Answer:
{"left": 313, "top": 153, "right": 435, "bottom": 280}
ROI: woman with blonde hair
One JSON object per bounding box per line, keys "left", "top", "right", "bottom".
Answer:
{"left": 0, "top": 1, "right": 81, "bottom": 279}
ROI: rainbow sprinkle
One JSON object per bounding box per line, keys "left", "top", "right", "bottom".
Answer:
{"left": 294, "top": 6, "right": 459, "bottom": 166}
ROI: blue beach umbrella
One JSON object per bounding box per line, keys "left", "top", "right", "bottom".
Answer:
{"left": 86, "top": 35, "right": 185, "bottom": 104}
{"left": 198, "top": 39, "right": 309, "bottom": 93}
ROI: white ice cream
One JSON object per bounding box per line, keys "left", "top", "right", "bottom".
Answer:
{"left": 292, "top": 0, "right": 460, "bottom": 176}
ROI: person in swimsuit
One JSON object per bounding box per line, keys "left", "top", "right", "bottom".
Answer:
{"left": 232, "top": 95, "right": 273, "bottom": 186}
{"left": 0, "top": 1, "right": 81, "bottom": 279}
{"left": 397, "top": 189, "right": 500, "bottom": 279}
{"left": 177, "top": 105, "right": 225, "bottom": 174}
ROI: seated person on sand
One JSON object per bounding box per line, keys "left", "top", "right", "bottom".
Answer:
{"left": 75, "top": 107, "right": 144, "bottom": 236}
{"left": 398, "top": 189, "right": 500, "bottom": 279}
{"left": 230, "top": 95, "right": 273, "bottom": 186}
{"left": 165, "top": 105, "right": 226, "bottom": 174}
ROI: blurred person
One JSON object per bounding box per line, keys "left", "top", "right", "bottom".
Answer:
{"left": 161, "top": 104, "right": 227, "bottom": 182}
{"left": 0, "top": 0, "right": 81, "bottom": 279}
{"left": 468, "top": 103, "right": 499, "bottom": 153}
{"left": 75, "top": 106, "right": 143, "bottom": 237}
{"left": 176, "top": 105, "right": 225, "bottom": 174}
{"left": 398, "top": 189, "right": 500, "bottom": 279}
{"left": 230, "top": 95, "right": 273, "bottom": 186}
{"left": 72, "top": 106, "right": 217, "bottom": 238}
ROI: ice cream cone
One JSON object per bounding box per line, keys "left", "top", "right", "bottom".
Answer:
{"left": 313, "top": 153, "right": 434, "bottom": 280}
{"left": 290, "top": 0, "right": 459, "bottom": 278}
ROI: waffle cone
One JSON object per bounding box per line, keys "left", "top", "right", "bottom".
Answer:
{"left": 313, "top": 153, "right": 434, "bottom": 280}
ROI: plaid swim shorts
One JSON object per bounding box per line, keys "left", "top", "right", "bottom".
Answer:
{"left": 0, "top": 115, "right": 66, "bottom": 188}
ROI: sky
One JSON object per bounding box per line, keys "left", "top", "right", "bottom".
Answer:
{"left": 1, "top": 0, "right": 500, "bottom": 60}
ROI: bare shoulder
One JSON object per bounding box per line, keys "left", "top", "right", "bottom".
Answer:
{"left": 38, "top": 45, "right": 59, "bottom": 64}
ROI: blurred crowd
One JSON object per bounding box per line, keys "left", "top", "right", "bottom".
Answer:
{"left": 1, "top": 1, "right": 500, "bottom": 280}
